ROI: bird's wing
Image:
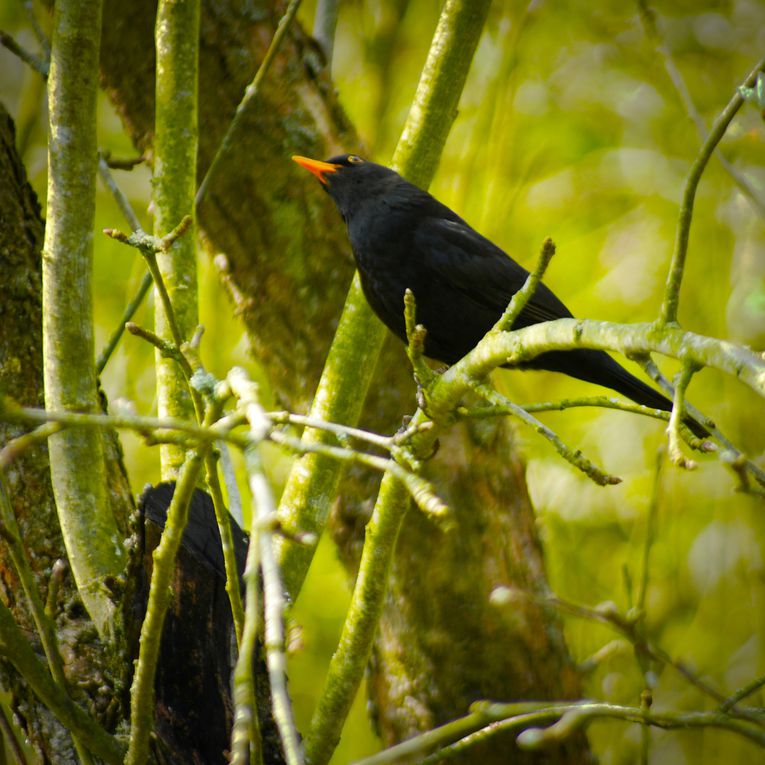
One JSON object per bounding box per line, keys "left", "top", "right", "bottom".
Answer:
{"left": 414, "top": 217, "right": 573, "bottom": 326}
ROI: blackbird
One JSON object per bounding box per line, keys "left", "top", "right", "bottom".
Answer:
{"left": 292, "top": 153, "right": 707, "bottom": 438}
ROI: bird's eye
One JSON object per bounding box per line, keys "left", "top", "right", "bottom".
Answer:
{"left": 347, "top": 155, "right": 364, "bottom": 165}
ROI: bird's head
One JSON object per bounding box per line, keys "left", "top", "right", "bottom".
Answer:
{"left": 292, "top": 153, "right": 396, "bottom": 220}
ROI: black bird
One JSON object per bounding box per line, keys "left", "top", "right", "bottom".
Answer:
{"left": 292, "top": 153, "right": 707, "bottom": 438}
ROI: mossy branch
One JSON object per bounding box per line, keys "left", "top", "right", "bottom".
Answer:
{"left": 42, "top": 0, "right": 124, "bottom": 638}
{"left": 0, "top": 598, "right": 124, "bottom": 764}
{"left": 473, "top": 382, "right": 621, "bottom": 486}
{"left": 351, "top": 700, "right": 765, "bottom": 765}
{"left": 153, "top": 0, "right": 201, "bottom": 477}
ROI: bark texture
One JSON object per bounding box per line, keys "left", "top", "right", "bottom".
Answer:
{"left": 0, "top": 102, "right": 128, "bottom": 764}
{"left": 97, "top": 1, "right": 591, "bottom": 761}
{"left": 135, "top": 483, "right": 286, "bottom": 765}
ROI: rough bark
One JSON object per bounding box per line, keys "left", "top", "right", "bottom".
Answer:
{"left": 0, "top": 102, "right": 128, "bottom": 764}
{"left": 97, "top": 1, "right": 590, "bottom": 760}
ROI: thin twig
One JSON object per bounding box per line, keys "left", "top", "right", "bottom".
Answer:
{"left": 0, "top": 420, "right": 62, "bottom": 468}
{"left": 458, "top": 395, "right": 670, "bottom": 423}
{"left": 98, "top": 153, "right": 143, "bottom": 233}
{"left": 269, "top": 428, "right": 450, "bottom": 523}
{"left": 0, "top": 29, "right": 48, "bottom": 77}
{"left": 474, "top": 382, "right": 621, "bottom": 486}
{"left": 404, "top": 289, "right": 436, "bottom": 391}
{"left": 195, "top": 0, "right": 303, "bottom": 206}
{"left": 722, "top": 674, "right": 765, "bottom": 713}
{"left": 537, "top": 593, "right": 765, "bottom": 726}
{"left": 658, "top": 56, "right": 765, "bottom": 326}
{"left": 352, "top": 700, "right": 765, "bottom": 765}
{"left": 493, "top": 237, "right": 555, "bottom": 332}
{"left": 0, "top": 400, "right": 447, "bottom": 515}
{"left": 230, "top": 468, "right": 264, "bottom": 765}
{"left": 0, "top": 701, "right": 28, "bottom": 765}
{"left": 638, "top": 356, "right": 765, "bottom": 489}
{"left": 266, "top": 410, "right": 394, "bottom": 451}
{"left": 0, "top": 599, "right": 124, "bottom": 763}
{"left": 228, "top": 369, "right": 303, "bottom": 765}
{"left": 95, "top": 272, "right": 153, "bottom": 375}
{"left": 217, "top": 438, "right": 244, "bottom": 526}
{"left": 104, "top": 216, "right": 193, "bottom": 352}
{"left": 637, "top": 0, "right": 765, "bottom": 219}
{"left": 205, "top": 447, "right": 245, "bottom": 644}
{"left": 125, "top": 434, "right": 213, "bottom": 765}
{"left": 101, "top": 152, "right": 146, "bottom": 171}
{"left": 21, "top": 0, "right": 50, "bottom": 59}
{"left": 0, "top": 474, "right": 94, "bottom": 764}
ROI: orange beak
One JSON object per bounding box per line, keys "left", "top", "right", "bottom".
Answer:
{"left": 292, "top": 155, "right": 340, "bottom": 185}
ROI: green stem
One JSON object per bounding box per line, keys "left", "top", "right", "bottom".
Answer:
{"left": 304, "top": 474, "right": 411, "bottom": 765}
{"left": 42, "top": 0, "right": 124, "bottom": 638}
{"left": 666, "top": 362, "right": 697, "bottom": 469}
{"left": 658, "top": 56, "right": 765, "bottom": 326}
{"left": 493, "top": 238, "right": 555, "bottom": 332}
{"left": 228, "top": 367, "right": 302, "bottom": 764}
{"left": 195, "top": 0, "right": 302, "bottom": 207}
{"left": 276, "top": 0, "right": 493, "bottom": 601}
{"left": 439, "top": 318, "right": 765, "bottom": 406}
{"left": 302, "top": 2, "right": 493, "bottom": 762}
{"left": 353, "top": 700, "right": 765, "bottom": 765}
{"left": 153, "top": 0, "right": 201, "bottom": 477}
{"left": 125, "top": 439, "right": 211, "bottom": 765}
{"left": 204, "top": 450, "right": 245, "bottom": 643}
{"left": 230, "top": 472, "right": 263, "bottom": 765}
{"left": 473, "top": 382, "right": 620, "bottom": 486}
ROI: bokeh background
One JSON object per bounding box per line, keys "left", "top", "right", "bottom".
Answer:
{"left": 2, "top": 0, "right": 765, "bottom": 762}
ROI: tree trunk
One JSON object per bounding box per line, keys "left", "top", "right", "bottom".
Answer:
{"left": 97, "top": 1, "right": 591, "bottom": 760}
{"left": 0, "top": 102, "right": 132, "bottom": 764}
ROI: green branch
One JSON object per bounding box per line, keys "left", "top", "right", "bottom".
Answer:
{"left": 125, "top": 432, "right": 212, "bottom": 765}
{"left": 438, "top": 319, "right": 765, "bottom": 407}
{"left": 666, "top": 361, "right": 698, "bottom": 469}
{"left": 276, "top": 0, "right": 493, "bottom": 601}
{"left": 302, "top": 3, "right": 493, "bottom": 762}
{"left": 493, "top": 238, "right": 556, "bottom": 332}
{"left": 228, "top": 368, "right": 302, "bottom": 765}
{"left": 473, "top": 382, "right": 621, "bottom": 486}
{"left": 153, "top": 0, "right": 201, "bottom": 477}
{"left": 42, "top": 0, "right": 124, "bottom": 638}
{"left": 351, "top": 700, "right": 765, "bottom": 765}
{"left": 195, "top": 0, "right": 302, "bottom": 206}
{"left": 658, "top": 56, "right": 765, "bottom": 326}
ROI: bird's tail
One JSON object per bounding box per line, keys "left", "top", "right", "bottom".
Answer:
{"left": 527, "top": 349, "right": 710, "bottom": 438}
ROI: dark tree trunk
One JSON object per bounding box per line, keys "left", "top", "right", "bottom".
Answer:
{"left": 135, "top": 483, "right": 286, "bottom": 765}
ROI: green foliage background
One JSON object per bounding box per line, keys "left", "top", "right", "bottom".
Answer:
{"left": 1, "top": 0, "right": 765, "bottom": 762}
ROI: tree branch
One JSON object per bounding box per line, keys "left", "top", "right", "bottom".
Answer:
{"left": 658, "top": 55, "right": 765, "bottom": 326}
{"left": 42, "top": 0, "right": 124, "bottom": 638}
